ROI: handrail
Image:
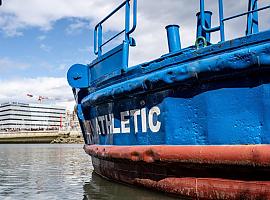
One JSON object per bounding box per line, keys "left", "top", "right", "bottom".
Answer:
{"left": 94, "top": 0, "right": 137, "bottom": 57}
{"left": 223, "top": 6, "right": 270, "bottom": 21}
{"left": 126, "top": 0, "right": 137, "bottom": 35}
{"left": 200, "top": 0, "right": 270, "bottom": 42}
{"left": 100, "top": 30, "right": 125, "bottom": 48}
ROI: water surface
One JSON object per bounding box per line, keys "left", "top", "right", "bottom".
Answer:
{"left": 0, "top": 144, "right": 178, "bottom": 200}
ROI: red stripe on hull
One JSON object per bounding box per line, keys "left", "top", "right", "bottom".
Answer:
{"left": 85, "top": 145, "right": 270, "bottom": 199}
{"left": 85, "top": 145, "right": 270, "bottom": 166}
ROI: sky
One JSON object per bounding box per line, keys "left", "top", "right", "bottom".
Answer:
{"left": 0, "top": 0, "right": 269, "bottom": 110}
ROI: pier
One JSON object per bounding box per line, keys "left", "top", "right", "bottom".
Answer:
{"left": 0, "top": 131, "right": 82, "bottom": 144}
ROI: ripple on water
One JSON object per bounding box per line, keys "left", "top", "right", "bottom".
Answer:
{"left": 0, "top": 144, "right": 178, "bottom": 200}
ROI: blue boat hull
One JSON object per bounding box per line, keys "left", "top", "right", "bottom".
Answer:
{"left": 78, "top": 34, "right": 270, "bottom": 146}
{"left": 69, "top": 31, "right": 270, "bottom": 199}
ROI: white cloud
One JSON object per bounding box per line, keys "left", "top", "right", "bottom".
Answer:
{"left": 40, "top": 43, "right": 52, "bottom": 52}
{"left": 1, "top": 0, "right": 267, "bottom": 62}
{"left": 1, "top": 0, "right": 269, "bottom": 113}
{"left": 0, "top": 57, "right": 30, "bottom": 71}
{"left": 37, "top": 35, "right": 46, "bottom": 41}
{"left": 0, "top": 77, "right": 75, "bottom": 111}
{"left": 0, "top": 0, "right": 121, "bottom": 35}
{"left": 0, "top": 14, "right": 24, "bottom": 37}
{"left": 0, "top": 0, "right": 258, "bottom": 65}
{"left": 57, "top": 64, "right": 66, "bottom": 71}
{"left": 65, "top": 19, "right": 89, "bottom": 35}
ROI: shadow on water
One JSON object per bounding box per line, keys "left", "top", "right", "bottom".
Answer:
{"left": 83, "top": 172, "right": 180, "bottom": 200}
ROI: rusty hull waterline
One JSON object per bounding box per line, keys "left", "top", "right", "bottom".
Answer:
{"left": 85, "top": 145, "right": 270, "bottom": 199}
{"left": 134, "top": 178, "right": 270, "bottom": 200}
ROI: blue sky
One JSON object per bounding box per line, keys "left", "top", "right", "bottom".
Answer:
{"left": 0, "top": 18, "right": 92, "bottom": 79}
{"left": 0, "top": 0, "right": 115, "bottom": 108}
{"left": 0, "top": 17, "right": 93, "bottom": 108}
{"left": 0, "top": 0, "right": 269, "bottom": 110}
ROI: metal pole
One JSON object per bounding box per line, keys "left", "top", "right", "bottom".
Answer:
{"left": 200, "top": 0, "right": 220, "bottom": 33}
{"left": 125, "top": 0, "right": 130, "bottom": 42}
{"left": 127, "top": 0, "right": 137, "bottom": 36}
{"left": 200, "top": 0, "right": 206, "bottom": 33}
{"left": 97, "top": 24, "right": 102, "bottom": 57}
{"left": 251, "top": 0, "right": 259, "bottom": 34}
{"left": 218, "top": 0, "right": 225, "bottom": 41}
{"left": 123, "top": 0, "right": 131, "bottom": 70}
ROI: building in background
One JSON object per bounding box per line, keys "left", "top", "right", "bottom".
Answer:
{"left": 64, "top": 110, "right": 80, "bottom": 131}
{"left": 0, "top": 102, "right": 66, "bottom": 131}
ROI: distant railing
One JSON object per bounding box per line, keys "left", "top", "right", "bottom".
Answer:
{"left": 94, "top": 0, "right": 137, "bottom": 57}
{"left": 200, "top": 0, "right": 270, "bottom": 42}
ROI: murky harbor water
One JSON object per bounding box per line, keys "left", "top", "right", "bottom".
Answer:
{"left": 0, "top": 144, "right": 177, "bottom": 200}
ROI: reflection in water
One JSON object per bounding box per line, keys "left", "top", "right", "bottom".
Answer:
{"left": 0, "top": 144, "right": 178, "bottom": 200}
{"left": 83, "top": 173, "right": 178, "bottom": 200}
{"left": 0, "top": 144, "right": 92, "bottom": 200}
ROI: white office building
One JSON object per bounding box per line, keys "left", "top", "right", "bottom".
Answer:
{"left": 0, "top": 102, "right": 66, "bottom": 131}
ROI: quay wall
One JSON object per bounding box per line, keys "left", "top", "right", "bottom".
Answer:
{"left": 0, "top": 131, "right": 82, "bottom": 144}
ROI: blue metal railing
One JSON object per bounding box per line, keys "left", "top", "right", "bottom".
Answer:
{"left": 200, "top": 0, "right": 270, "bottom": 42}
{"left": 94, "top": 0, "right": 137, "bottom": 57}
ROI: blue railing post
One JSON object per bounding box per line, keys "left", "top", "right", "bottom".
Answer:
{"left": 200, "top": 0, "right": 221, "bottom": 33}
{"left": 196, "top": 11, "right": 212, "bottom": 44}
{"left": 123, "top": 0, "right": 131, "bottom": 70}
{"left": 125, "top": 0, "right": 130, "bottom": 42}
{"left": 127, "top": 0, "right": 137, "bottom": 36}
{"left": 94, "top": 26, "right": 98, "bottom": 55}
{"left": 199, "top": 0, "right": 225, "bottom": 42}
{"left": 199, "top": 0, "right": 270, "bottom": 44}
{"left": 218, "top": 0, "right": 225, "bottom": 41}
{"left": 252, "top": 0, "right": 259, "bottom": 33}
{"left": 246, "top": 0, "right": 259, "bottom": 35}
{"left": 97, "top": 24, "right": 103, "bottom": 57}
